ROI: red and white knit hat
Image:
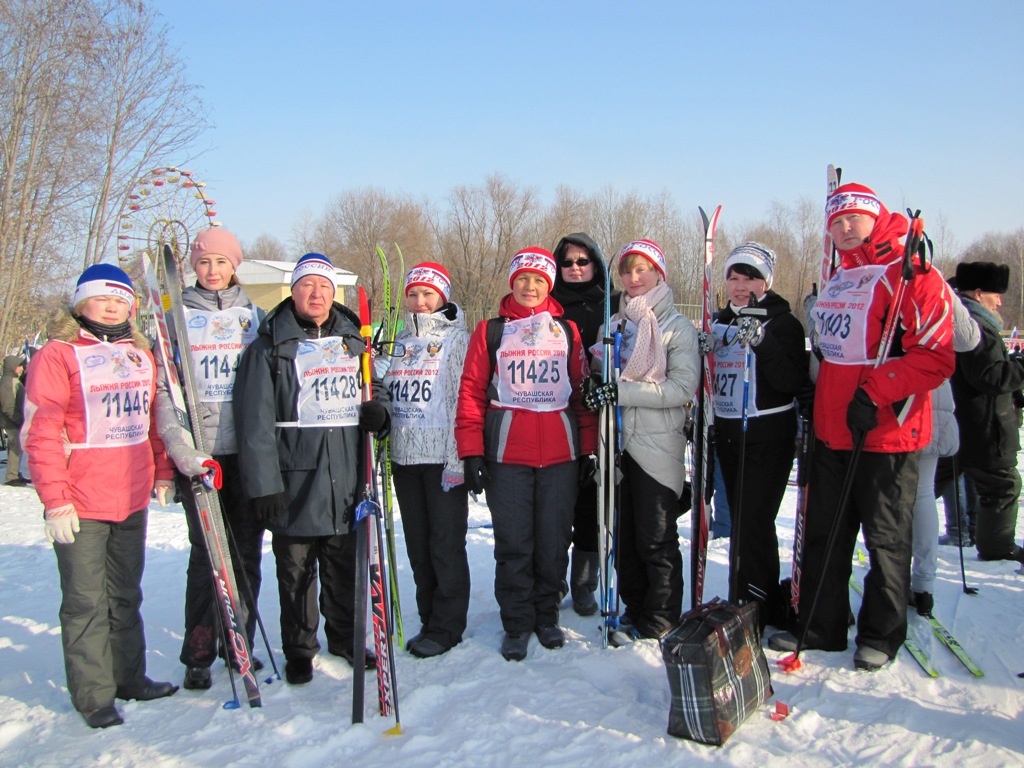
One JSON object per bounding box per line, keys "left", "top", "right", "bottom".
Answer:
{"left": 618, "top": 239, "right": 666, "bottom": 279}
{"left": 508, "top": 247, "right": 557, "bottom": 291}
{"left": 826, "top": 183, "right": 883, "bottom": 228}
{"left": 405, "top": 262, "right": 452, "bottom": 303}
{"left": 290, "top": 253, "right": 337, "bottom": 290}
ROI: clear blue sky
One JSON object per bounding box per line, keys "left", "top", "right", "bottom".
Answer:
{"left": 150, "top": 0, "right": 1023, "bottom": 255}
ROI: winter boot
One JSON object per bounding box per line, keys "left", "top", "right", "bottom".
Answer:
{"left": 853, "top": 645, "right": 891, "bottom": 671}
{"left": 570, "top": 549, "right": 600, "bottom": 617}
{"left": 501, "top": 631, "right": 530, "bottom": 661}
{"left": 913, "top": 591, "right": 934, "bottom": 617}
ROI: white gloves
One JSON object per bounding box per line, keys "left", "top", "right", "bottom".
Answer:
{"left": 44, "top": 504, "right": 80, "bottom": 545}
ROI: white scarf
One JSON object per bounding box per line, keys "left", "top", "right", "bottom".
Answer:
{"left": 619, "top": 281, "right": 671, "bottom": 383}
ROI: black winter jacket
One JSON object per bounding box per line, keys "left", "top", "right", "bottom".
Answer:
{"left": 551, "top": 232, "right": 620, "bottom": 363}
{"left": 951, "top": 296, "right": 1024, "bottom": 470}
{"left": 234, "top": 299, "right": 391, "bottom": 536}
{"left": 712, "top": 290, "right": 809, "bottom": 444}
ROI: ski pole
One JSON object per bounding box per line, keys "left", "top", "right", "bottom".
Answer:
{"left": 949, "top": 453, "right": 977, "bottom": 595}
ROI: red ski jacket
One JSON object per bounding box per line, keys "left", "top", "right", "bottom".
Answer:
{"left": 813, "top": 211, "right": 954, "bottom": 452}
{"left": 456, "top": 294, "right": 597, "bottom": 466}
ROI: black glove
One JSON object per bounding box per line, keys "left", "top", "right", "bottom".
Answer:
{"left": 846, "top": 387, "right": 878, "bottom": 440}
{"left": 359, "top": 400, "right": 388, "bottom": 433}
{"left": 578, "top": 455, "right": 598, "bottom": 487}
{"left": 252, "top": 492, "right": 289, "bottom": 527}
{"left": 583, "top": 381, "right": 617, "bottom": 412}
{"left": 795, "top": 382, "right": 816, "bottom": 417}
{"left": 735, "top": 316, "right": 764, "bottom": 348}
{"left": 464, "top": 456, "right": 489, "bottom": 495}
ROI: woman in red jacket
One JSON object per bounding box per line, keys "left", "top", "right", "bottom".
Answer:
{"left": 456, "top": 248, "right": 597, "bottom": 661}
{"left": 23, "top": 264, "right": 177, "bottom": 729}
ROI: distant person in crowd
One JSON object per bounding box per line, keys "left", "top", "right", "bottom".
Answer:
{"left": 154, "top": 228, "right": 267, "bottom": 691}
{"left": 769, "top": 183, "right": 954, "bottom": 672}
{"left": 551, "top": 232, "right": 618, "bottom": 616}
{"left": 585, "top": 239, "right": 700, "bottom": 640}
{"left": 384, "top": 262, "right": 471, "bottom": 658}
{"left": 950, "top": 261, "right": 1024, "bottom": 564}
{"left": 705, "top": 242, "right": 810, "bottom": 631}
{"left": 23, "top": 264, "right": 177, "bottom": 729}
{"left": 456, "top": 247, "right": 596, "bottom": 661}
{"left": 1, "top": 353, "right": 27, "bottom": 486}
{"left": 234, "top": 253, "right": 391, "bottom": 685}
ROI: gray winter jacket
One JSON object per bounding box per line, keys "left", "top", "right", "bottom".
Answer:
{"left": 385, "top": 303, "right": 469, "bottom": 479}
{"left": 233, "top": 299, "right": 391, "bottom": 537}
{"left": 155, "top": 284, "right": 263, "bottom": 469}
{"left": 604, "top": 288, "right": 700, "bottom": 498}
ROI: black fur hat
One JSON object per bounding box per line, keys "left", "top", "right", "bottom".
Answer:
{"left": 955, "top": 261, "right": 1010, "bottom": 294}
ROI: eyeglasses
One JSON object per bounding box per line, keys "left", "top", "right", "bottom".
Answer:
{"left": 560, "top": 257, "right": 591, "bottom": 268}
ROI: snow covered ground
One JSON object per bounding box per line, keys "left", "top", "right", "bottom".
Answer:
{"left": 1, "top": 451, "right": 1022, "bottom": 767}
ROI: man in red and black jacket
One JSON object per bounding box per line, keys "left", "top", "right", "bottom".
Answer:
{"left": 770, "top": 183, "right": 954, "bottom": 672}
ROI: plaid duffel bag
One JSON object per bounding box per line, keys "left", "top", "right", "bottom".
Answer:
{"left": 660, "top": 597, "right": 773, "bottom": 746}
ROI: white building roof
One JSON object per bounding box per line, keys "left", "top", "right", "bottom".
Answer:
{"left": 236, "top": 259, "right": 358, "bottom": 286}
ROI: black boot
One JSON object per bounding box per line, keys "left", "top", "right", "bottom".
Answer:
{"left": 569, "top": 550, "right": 600, "bottom": 617}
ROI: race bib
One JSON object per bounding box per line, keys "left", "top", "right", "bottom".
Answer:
{"left": 814, "top": 265, "right": 888, "bottom": 365}
{"left": 385, "top": 334, "right": 447, "bottom": 429}
{"left": 74, "top": 343, "right": 153, "bottom": 447}
{"left": 292, "top": 337, "right": 361, "bottom": 427}
{"left": 711, "top": 322, "right": 749, "bottom": 418}
{"left": 493, "top": 313, "right": 572, "bottom": 412}
{"left": 185, "top": 306, "right": 258, "bottom": 402}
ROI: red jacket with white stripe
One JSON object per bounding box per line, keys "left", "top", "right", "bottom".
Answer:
{"left": 813, "top": 211, "right": 955, "bottom": 452}
{"left": 23, "top": 313, "right": 172, "bottom": 521}
{"left": 455, "top": 294, "right": 597, "bottom": 466}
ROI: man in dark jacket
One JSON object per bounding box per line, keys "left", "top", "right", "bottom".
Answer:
{"left": 551, "top": 232, "right": 618, "bottom": 616}
{"left": 234, "top": 253, "right": 391, "bottom": 685}
{"left": 1, "top": 354, "right": 27, "bottom": 486}
{"left": 951, "top": 261, "right": 1024, "bottom": 563}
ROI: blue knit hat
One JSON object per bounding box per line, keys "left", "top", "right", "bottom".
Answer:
{"left": 73, "top": 263, "right": 135, "bottom": 307}
{"left": 290, "top": 253, "right": 337, "bottom": 290}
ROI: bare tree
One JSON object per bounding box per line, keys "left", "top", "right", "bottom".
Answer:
{"left": 245, "top": 233, "right": 289, "bottom": 262}
{"left": 0, "top": 0, "right": 206, "bottom": 348}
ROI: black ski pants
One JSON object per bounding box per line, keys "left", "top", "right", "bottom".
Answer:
{"left": 799, "top": 441, "right": 918, "bottom": 659}
{"left": 272, "top": 531, "right": 357, "bottom": 660}
{"left": 392, "top": 462, "right": 470, "bottom": 647}
{"left": 617, "top": 451, "right": 684, "bottom": 636}
{"left": 962, "top": 464, "right": 1021, "bottom": 560}
{"left": 717, "top": 433, "right": 794, "bottom": 629}
{"left": 177, "top": 454, "right": 265, "bottom": 668}
{"left": 485, "top": 460, "right": 577, "bottom": 632}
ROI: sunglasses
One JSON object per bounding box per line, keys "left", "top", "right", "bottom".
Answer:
{"left": 560, "top": 257, "right": 591, "bottom": 267}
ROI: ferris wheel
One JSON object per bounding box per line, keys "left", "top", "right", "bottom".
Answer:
{"left": 116, "top": 166, "right": 220, "bottom": 280}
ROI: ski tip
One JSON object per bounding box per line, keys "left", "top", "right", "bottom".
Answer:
{"left": 384, "top": 723, "right": 404, "bottom": 737}
{"left": 778, "top": 654, "right": 802, "bottom": 673}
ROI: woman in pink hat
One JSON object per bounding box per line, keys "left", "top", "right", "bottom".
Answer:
{"left": 384, "top": 262, "right": 471, "bottom": 658}
{"left": 456, "top": 248, "right": 597, "bottom": 661}
{"left": 154, "top": 227, "right": 267, "bottom": 691}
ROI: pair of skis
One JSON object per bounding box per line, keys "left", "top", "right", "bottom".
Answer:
{"left": 145, "top": 245, "right": 264, "bottom": 709}
{"left": 690, "top": 205, "right": 722, "bottom": 609}
{"left": 374, "top": 244, "right": 406, "bottom": 651}
{"left": 851, "top": 550, "right": 982, "bottom": 677}
{"left": 352, "top": 286, "right": 402, "bottom": 733}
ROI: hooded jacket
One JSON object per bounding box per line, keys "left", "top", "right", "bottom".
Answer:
{"left": 811, "top": 210, "right": 954, "bottom": 452}
{"left": 155, "top": 283, "right": 264, "bottom": 465}
{"left": 386, "top": 302, "right": 469, "bottom": 475}
{"left": 551, "top": 232, "right": 621, "bottom": 360}
{"left": 233, "top": 298, "right": 391, "bottom": 536}
{"left": 456, "top": 293, "right": 597, "bottom": 466}
{"left": 22, "top": 309, "right": 172, "bottom": 520}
